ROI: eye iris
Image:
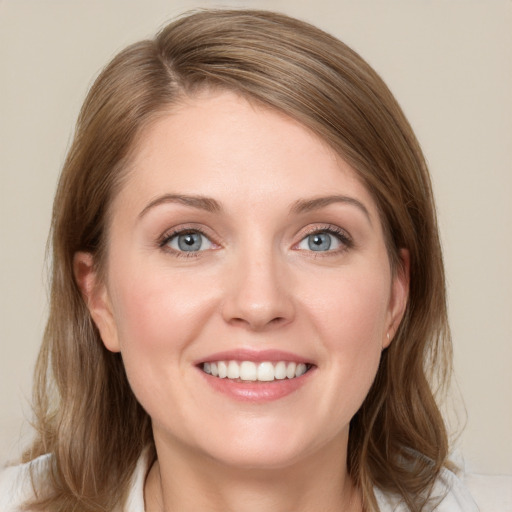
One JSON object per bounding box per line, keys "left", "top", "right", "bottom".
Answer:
{"left": 178, "top": 233, "right": 202, "bottom": 251}
{"left": 308, "top": 233, "right": 331, "bottom": 251}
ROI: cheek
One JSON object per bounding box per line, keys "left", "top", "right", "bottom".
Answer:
{"left": 106, "top": 267, "right": 223, "bottom": 433}
{"left": 110, "top": 264, "right": 215, "bottom": 350}
{"left": 307, "top": 267, "right": 390, "bottom": 347}
{"left": 332, "top": 277, "right": 388, "bottom": 375}
{"left": 303, "top": 269, "right": 390, "bottom": 413}
{"left": 106, "top": 263, "right": 219, "bottom": 398}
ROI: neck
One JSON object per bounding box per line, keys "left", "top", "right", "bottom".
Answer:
{"left": 144, "top": 434, "right": 362, "bottom": 512}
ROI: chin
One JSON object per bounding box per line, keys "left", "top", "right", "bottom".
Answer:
{"left": 191, "top": 418, "right": 342, "bottom": 472}
{"left": 205, "top": 442, "right": 311, "bottom": 471}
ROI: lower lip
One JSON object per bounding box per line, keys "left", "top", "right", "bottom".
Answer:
{"left": 199, "top": 367, "right": 315, "bottom": 402}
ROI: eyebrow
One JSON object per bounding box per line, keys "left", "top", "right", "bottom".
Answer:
{"left": 138, "top": 192, "right": 371, "bottom": 224}
{"left": 290, "top": 195, "right": 372, "bottom": 224}
{"left": 138, "top": 194, "right": 222, "bottom": 218}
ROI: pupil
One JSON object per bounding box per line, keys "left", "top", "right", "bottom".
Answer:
{"left": 178, "top": 233, "right": 202, "bottom": 251}
{"left": 308, "top": 233, "right": 331, "bottom": 251}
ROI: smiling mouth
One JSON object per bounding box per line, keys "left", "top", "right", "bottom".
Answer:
{"left": 200, "top": 360, "right": 313, "bottom": 382}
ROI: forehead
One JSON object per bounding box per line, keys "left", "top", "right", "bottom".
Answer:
{"left": 113, "top": 90, "right": 378, "bottom": 219}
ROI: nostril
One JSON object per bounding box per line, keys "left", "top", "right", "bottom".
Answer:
{"left": 227, "top": 315, "right": 289, "bottom": 330}
{"left": 220, "top": 281, "right": 295, "bottom": 330}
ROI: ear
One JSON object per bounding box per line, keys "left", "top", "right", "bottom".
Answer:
{"left": 383, "top": 248, "right": 410, "bottom": 349}
{"left": 73, "top": 252, "right": 121, "bottom": 353}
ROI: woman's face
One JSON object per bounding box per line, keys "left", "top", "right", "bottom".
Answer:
{"left": 80, "top": 90, "right": 408, "bottom": 469}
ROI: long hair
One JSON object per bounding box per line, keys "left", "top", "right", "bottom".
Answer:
{"left": 25, "top": 9, "right": 452, "bottom": 511}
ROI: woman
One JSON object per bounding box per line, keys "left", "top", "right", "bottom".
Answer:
{"left": 0, "top": 9, "right": 479, "bottom": 512}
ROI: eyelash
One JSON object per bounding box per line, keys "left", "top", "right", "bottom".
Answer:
{"left": 158, "top": 227, "right": 216, "bottom": 258}
{"left": 158, "top": 224, "right": 353, "bottom": 258}
{"left": 296, "top": 225, "right": 354, "bottom": 255}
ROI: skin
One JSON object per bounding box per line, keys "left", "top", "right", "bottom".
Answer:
{"left": 75, "top": 90, "right": 409, "bottom": 512}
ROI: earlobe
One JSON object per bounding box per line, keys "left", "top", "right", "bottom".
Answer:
{"left": 384, "top": 248, "right": 410, "bottom": 349}
{"left": 73, "top": 252, "right": 121, "bottom": 353}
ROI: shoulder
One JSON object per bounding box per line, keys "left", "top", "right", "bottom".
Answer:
{"left": 0, "top": 454, "right": 51, "bottom": 512}
{"left": 0, "top": 449, "right": 150, "bottom": 512}
{"left": 375, "top": 467, "right": 480, "bottom": 512}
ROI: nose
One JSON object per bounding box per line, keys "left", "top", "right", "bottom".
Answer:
{"left": 221, "top": 248, "right": 295, "bottom": 331}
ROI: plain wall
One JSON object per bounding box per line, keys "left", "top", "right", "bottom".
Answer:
{"left": 1, "top": 0, "right": 511, "bottom": 474}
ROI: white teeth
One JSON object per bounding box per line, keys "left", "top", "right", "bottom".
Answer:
{"left": 227, "top": 360, "right": 240, "bottom": 379}
{"left": 257, "top": 362, "right": 275, "bottom": 382}
{"left": 295, "top": 363, "right": 307, "bottom": 377}
{"left": 239, "top": 361, "right": 257, "bottom": 381}
{"left": 218, "top": 361, "right": 227, "bottom": 379}
{"left": 274, "top": 361, "right": 287, "bottom": 380}
{"left": 286, "top": 362, "right": 296, "bottom": 379}
{"left": 202, "top": 360, "right": 310, "bottom": 381}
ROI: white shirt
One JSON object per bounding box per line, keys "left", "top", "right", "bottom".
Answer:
{"left": 0, "top": 450, "right": 486, "bottom": 511}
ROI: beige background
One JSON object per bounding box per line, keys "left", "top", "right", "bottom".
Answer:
{"left": 1, "top": 0, "right": 511, "bottom": 475}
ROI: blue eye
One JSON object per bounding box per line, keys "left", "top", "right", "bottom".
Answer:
{"left": 307, "top": 233, "right": 333, "bottom": 251}
{"left": 297, "top": 229, "right": 347, "bottom": 252}
{"left": 165, "top": 231, "right": 213, "bottom": 252}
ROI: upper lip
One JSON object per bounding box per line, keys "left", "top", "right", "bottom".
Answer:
{"left": 195, "top": 349, "right": 313, "bottom": 365}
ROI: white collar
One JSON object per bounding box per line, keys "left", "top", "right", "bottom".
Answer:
{"left": 123, "top": 447, "right": 151, "bottom": 512}
{"left": 121, "top": 449, "right": 478, "bottom": 512}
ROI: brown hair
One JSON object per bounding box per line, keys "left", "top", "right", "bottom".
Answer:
{"left": 25, "top": 9, "right": 452, "bottom": 512}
